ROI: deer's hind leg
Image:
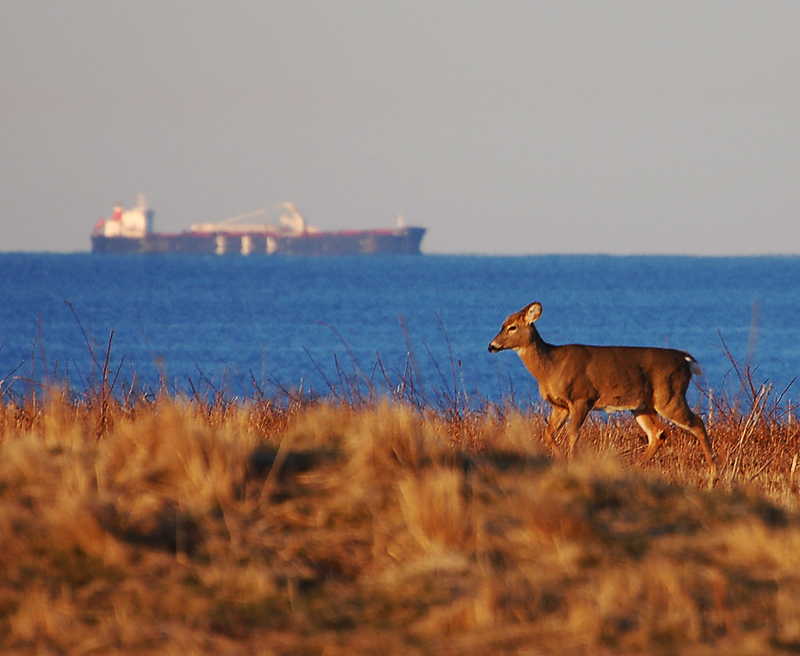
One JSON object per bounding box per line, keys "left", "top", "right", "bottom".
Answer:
{"left": 656, "top": 398, "right": 717, "bottom": 481}
{"left": 633, "top": 410, "right": 666, "bottom": 462}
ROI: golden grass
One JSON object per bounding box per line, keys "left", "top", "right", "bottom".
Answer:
{"left": 2, "top": 387, "right": 800, "bottom": 654}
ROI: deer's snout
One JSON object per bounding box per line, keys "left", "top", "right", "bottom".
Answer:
{"left": 488, "top": 341, "right": 502, "bottom": 353}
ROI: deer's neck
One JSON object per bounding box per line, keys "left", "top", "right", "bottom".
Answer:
{"left": 517, "top": 325, "right": 553, "bottom": 377}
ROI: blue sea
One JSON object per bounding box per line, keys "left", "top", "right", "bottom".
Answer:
{"left": 2, "top": 254, "right": 799, "bottom": 407}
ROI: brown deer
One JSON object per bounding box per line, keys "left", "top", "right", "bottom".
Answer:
{"left": 488, "top": 302, "right": 717, "bottom": 480}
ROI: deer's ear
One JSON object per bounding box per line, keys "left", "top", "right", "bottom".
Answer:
{"left": 525, "top": 302, "right": 542, "bottom": 324}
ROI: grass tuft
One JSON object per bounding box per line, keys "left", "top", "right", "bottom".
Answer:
{"left": 2, "top": 350, "right": 800, "bottom": 653}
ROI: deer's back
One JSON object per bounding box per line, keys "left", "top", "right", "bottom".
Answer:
{"left": 534, "top": 343, "right": 695, "bottom": 412}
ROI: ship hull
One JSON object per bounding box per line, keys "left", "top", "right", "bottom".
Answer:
{"left": 92, "top": 227, "right": 426, "bottom": 256}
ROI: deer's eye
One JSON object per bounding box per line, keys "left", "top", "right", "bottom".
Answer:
{"left": 507, "top": 325, "right": 517, "bottom": 332}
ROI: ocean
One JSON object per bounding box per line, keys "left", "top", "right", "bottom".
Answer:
{"left": 2, "top": 253, "right": 799, "bottom": 407}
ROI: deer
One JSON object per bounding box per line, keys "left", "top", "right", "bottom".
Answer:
{"left": 488, "top": 302, "right": 717, "bottom": 481}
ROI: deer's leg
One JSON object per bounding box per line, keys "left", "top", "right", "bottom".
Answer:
{"left": 565, "top": 400, "right": 591, "bottom": 457}
{"left": 680, "top": 414, "right": 717, "bottom": 482}
{"left": 544, "top": 405, "right": 568, "bottom": 458}
{"left": 657, "top": 400, "right": 718, "bottom": 482}
{"left": 633, "top": 410, "right": 665, "bottom": 462}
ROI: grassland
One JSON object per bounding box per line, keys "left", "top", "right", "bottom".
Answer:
{"left": 2, "top": 360, "right": 800, "bottom": 654}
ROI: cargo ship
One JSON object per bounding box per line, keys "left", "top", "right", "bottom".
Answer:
{"left": 91, "top": 197, "right": 426, "bottom": 256}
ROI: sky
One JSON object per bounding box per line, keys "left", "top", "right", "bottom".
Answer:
{"left": 2, "top": 1, "right": 800, "bottom": 255}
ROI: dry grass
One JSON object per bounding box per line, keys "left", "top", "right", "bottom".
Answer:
{"left": 2, "top": 377, "right": 800, "bottom": 655}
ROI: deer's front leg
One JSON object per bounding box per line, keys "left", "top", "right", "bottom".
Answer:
{"left": 566, "top": 400, "right": 592, "bottom": 458}
{"left": 543, "top": 405, "right": 568, "bottom": 458}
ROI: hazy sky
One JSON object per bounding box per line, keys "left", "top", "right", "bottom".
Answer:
{"left": 2, "top": 2, "right": 800, "bottom": 254}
